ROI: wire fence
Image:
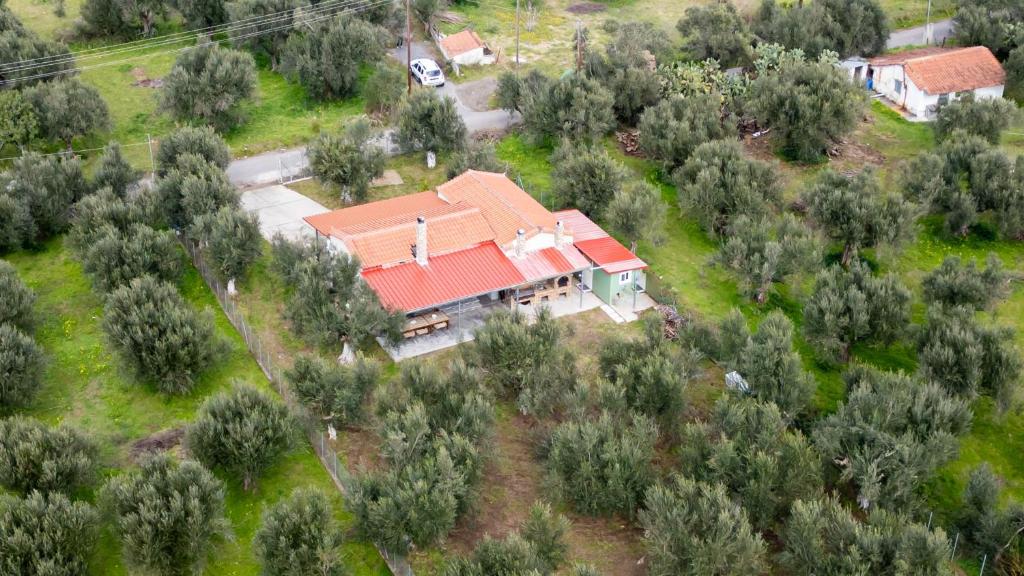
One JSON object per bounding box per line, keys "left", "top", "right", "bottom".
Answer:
{"left": 183, "top": 239, "right": 414, "bottom": 576}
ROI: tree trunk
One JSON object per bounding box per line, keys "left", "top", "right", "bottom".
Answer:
{"left": 243, "top": 474, "right": 252, "bottom": 492}
{"left": 756, "top": 285, "right": 768, "bottom": 305}
{"left": 630, "top": 239, "right": 638, "bottom": 254}
{"left": 64, "top": 138, "right": 74, "bottom": 156}
{"left": 841, "top": 243, "right": 855, "bottom": 267}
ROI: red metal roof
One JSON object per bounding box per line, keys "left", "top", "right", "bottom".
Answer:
{"left": 361, "top": 242, "right": 525, "bottom": 312}
{"left": 575, "top": 237, "right": 647, "bottom": 275}
{"left": 552, "top": 209, "right": 609, "bottom": 242}
{"left": 511, "top": 245, "right": 590, "bottom": 283}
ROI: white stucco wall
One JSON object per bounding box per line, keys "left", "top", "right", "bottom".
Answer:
{"left": 451, "top": 47, "right": 487, "bottom": 66}
{"left": 871, "top": 63, "right": 1006, "bottom": 118}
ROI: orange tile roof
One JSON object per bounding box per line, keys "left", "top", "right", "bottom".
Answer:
{"left": 440, "top": 29, "right": 485, "bottom": 57}
{"left": 343, "top": 203, "right": 495, "bottom": 268}
{"left": 437, "top": 170, "right": 556, "bottom": 245}
{"left": 304, "top": 191, "right": 446, "bottom": 236}
{"left": 871, "top": 46, "right": 1006, "bottom": 95}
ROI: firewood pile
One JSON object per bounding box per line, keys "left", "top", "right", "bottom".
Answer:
{"left": 615, "top": 129, "right": 641, "bottom": 156}
{"left": 655, "top": 304, "right": 685, "bottom": 340}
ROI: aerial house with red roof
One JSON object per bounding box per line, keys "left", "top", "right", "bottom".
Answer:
{"left": 303, "top": 171, "right": 652, "bottom": 356}
{"left": 867, "top": 46, "right": 1006, "bottom": 120}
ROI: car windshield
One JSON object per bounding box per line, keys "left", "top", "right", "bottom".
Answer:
{"left": 427, "top": 70, "right": 441, "bottom": 77}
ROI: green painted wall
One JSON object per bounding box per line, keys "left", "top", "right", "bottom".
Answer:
{"left": 593, "top": 268, "right": 614, "bottom": 303}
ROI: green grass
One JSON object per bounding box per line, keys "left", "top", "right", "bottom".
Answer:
{"left": 4, "top": 238, "right": 388, "bottom": 576}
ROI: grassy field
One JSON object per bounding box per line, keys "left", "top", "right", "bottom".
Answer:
{"left": 4, "top": 238, "right": 389, "bottom": 576}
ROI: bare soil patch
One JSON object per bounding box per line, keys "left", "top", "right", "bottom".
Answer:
{"left": 566, "top": 514, "right": 647, "bottom": 576}
{"left": 333, "top": 427, "right": 384, "bottom": 474}
{"left": 130, "top": 67, "right": 163, "bottom": 88}
{"left": 130, "top": 427, "right": 184, "bottom": 461}
{"left": 567, "top": 2, "right": 606, "bottom": 14}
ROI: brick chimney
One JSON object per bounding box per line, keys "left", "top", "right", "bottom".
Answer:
{"left": 554, "top": 220, "right": 564, "bottom": 247}
{"left": 416, "top": 216, "right": 428, "bottom": 266}
{"left": 514, "top": 228, "right": 526, "bottom": 258}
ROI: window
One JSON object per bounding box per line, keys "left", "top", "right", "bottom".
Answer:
{"left": 894, "top": 79, "right": 903, "bottom": 94}
{"left": 619, "top": 271, "right": 631, "bottom": 284}
{"left": 938, "top": 93, "right": 950, "bottom": 106}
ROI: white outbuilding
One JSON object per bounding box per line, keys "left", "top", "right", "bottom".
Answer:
{"left": 867, "top": 46, "right": 1006, "bottom": 120}
{"left": 438, "top": 29, "right": 495, "bottom": 66}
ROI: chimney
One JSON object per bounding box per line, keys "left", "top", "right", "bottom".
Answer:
{"left": 415, "top": 216, "right": 428, "bottom": 266}
{"left": 514, "top": 229, "right": 526, "bottom": 258}
{"left": 554, "top": 220, "right": 564, "bottom": 247}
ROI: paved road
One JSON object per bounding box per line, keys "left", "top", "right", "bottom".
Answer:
{"left": 887, "top": 18, "right": 954, "bottom": 49}
{"left": 228, "top": 40, "right": 517, "bottom": 188}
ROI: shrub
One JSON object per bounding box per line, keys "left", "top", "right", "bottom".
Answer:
{"left": 102, "top": 275, "right": 220, "bottom": 394}
{"left": 102, "top": 454, "right": 228, "bottom": 575}
{"left": 254, "top": 488, "right": 345, "bottom": 576}
{"left": 191, "top": 206, "right": 262, "bottom": 281}
{"left": 81, "top": 224, "right": 182, "bottom": 293}
{"left": 638, "top": 93, "right": 736, "bottom": 169}
{"left": 155, "top": 126, "right": 231, "bottom": 177}
{"left": 680, "top": 397, "right": 821, "bottom": 530}
{"left": 0, "top": 260, "right": 35, "bottom": 331}
{"left": 397, "top": 90, "right": 467, "bottom": 154}
{"left": 0, "top": 490, "right": 98, "bottom": 576}
{"left": 673, "top": 139, "right": 781, "bottom": 236}
{"left": 640, "top": 476, "right": 767, "bottom": 575}
{"left": 162, "top": 44, "right": 256, "bottom": 132}
{"left": 285, "top": 354, "right": 380, "bottom": 428}
{"left": 93, "top": 142, "right": 141, "bottom": 198}
{"left": 521, "top": 501, "right": 570, "bottom": 572}
{"left": 186, "top": 385, "right": 293, "bottom": 491}
{"left": 922, "top": 254, "right": 1008, "bottom": 309}
{"left": 0, "top": 416, "right": 97, "bottom": 494}
{"left": 813, "top": 366, "right": 971, "bottom": 511}
{"left": 0, "top": 323, "right": 44, "bottom": 411}
{"left": 551, "top": 142, "right": 625, "bottom": 217}
{"left": 365, "top": 62, "right": 405, "bottom": 115}
{"left": 546, "top": 412, "right": 656, "bottom": 517}
{"left": 280, "top": 15, "right": 388, "bottom": 101}
{"left": 307, "top": 119, "right": 386, "bottom": 203}
{"left": 446, "top": 140, "right": 504, "bottom": 180}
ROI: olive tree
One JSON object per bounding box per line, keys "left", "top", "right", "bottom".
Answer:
{"left": 0, "top": 323, "right": 44, "bottom": 411}
{"left": 676, "top": 1, "right": 753, "bottom": 66}
{"left": 935, "top": 93, "right": 1019, "bottom": 144}
{"left": 280, "top": 15, "right": 388, "bottom": 100}
{"left": 719, "top": 214, "right": 819, "bottom": 304}
{"left": 804, "top": 169, "right": 915, "bottom": 266}
{"left": 733, "top": 311, "right": 817, "bottom": 419}
{"left": 0, "top": 491, "right": 98, "bottom": 576}
{"left": 191, "top": 206, "right": 262, "bottom": 282}
{"left": 80, "top": 224, "right": 182, "bottom": 293}
{"left": 161, "top": 44, "right": 256, "bottom": 132}
{"left": 365, "top": 62, "right": 405, "bottom": 116}
{"left": 443, "top": 502, "right": 569, "bottom": 576}
{"left": 285, "top": 354, "right": 380, "bottom": 428}
{"left": 813, "top": 366, "right": 972, "bottom": 511}
{"left": 523, "top": 73, "right": 616, "bottom": 144}
{"left": 749, "top": 55, "right": 865, "bottom": 162}
{"left": 605, "top": 180, "right": 666, "bottom": 251}
{"left": 803, "top": 262, "right": 911, "bottom": 364}
{"left": 227, "top": 0, "right": 309, "bottom": 68}
{"left": 956, "top": 463, "right": 1024, "bottom": 560}
{"left": 640, "top": 476, "right": 767, "bottom": 575}
{"left": 173, "top": 0, "right": 227, "bottom": 28}
{"left": 93, "top": 142, "right": 141, "bottom": 198}
{"left": 25, "top": 78, "right": 110, "bottom": 153}
{"left": 254, "top": 488, "right": 346, "bottom": 576}
{"left": 2, "top": 153, "right": 91, "bottom": 242}
{"left": 102, "top": 454, "right": 228, "bottom": 576}
{"left": 0, "top": 90, "right": 37, "bottom": 153}
{"left": 551, "top": 142, "right": 625, "bottom": 217}
{"left": 674, "top": 139, "right": 781, "bottom": 236}
{"left": 103, "top": 275, "right": 220, "bottom": 394}
{"left": 922, "top": 254, "right": 1008, "bottom": 309}
{"left": 155, "top": 126, "right": 231, "bottom": 177}
{"left": 681, "top": 397, "right": 822, "bottom": 531}
{"left": 446, "top": 141, "right": 503, "bottom": 180}
{"left": 953, "top": 0, "right": 1024, "bottom": 59}
{"left": 0, "top": 416, "right": 97, "bottom": 494}
{"left": 638, "top": 93, "right": 736, "bottom": 170}
{"left": 186, "top": 385, "right": 293, "bottom": 491}
{"left": 156, "top": 153, "right": 238, "bottom": 229}
{"left": 397, "top": 90, "right": 467, "bottom": 154}
{"left": 307, "top": 118, "right": 386, "bottom": 203}
{"left": 0, "top": 260, "right": 35, "bottom": 331}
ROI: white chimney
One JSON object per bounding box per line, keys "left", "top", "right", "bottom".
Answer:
{"left": 514, "top": 229, "right": 526, "bottom": 258}
{"left": 415, "top": 216, "right": 428, "bottom": 266}
{"left": 554, "top": 220, "right": 564, "bottom": 247}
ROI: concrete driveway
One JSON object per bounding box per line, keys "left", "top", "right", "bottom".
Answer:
{"left": 239, "top": 185, "right": 327, "bottom": 242}
{"left": 887, "top": 18, "right": 954, "bottom": 49}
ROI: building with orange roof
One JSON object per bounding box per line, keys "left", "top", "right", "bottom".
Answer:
{"left": 867, "top": 46, "right": 1006, "bottom": 119}
{"left": 437, "top": 29, "right": 494, "bottom": 66}
{"left": 302, "top": 172, "right": 650, "bottom": 340}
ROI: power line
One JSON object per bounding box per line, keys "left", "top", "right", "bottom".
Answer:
{"left": 0, "top": 0, "right": 388, "bottom": 74}
{"left": 0, "top": 0, "right": 394, "bottom": 86}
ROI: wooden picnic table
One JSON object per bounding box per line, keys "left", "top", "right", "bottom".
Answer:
{"left": 402, "top": 310, "right": 451, "bottom": 339}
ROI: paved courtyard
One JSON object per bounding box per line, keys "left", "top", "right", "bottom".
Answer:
{"left": 239, "top": 184, "right": 327, "bottom": 242}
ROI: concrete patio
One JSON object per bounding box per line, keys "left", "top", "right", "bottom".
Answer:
{"left": 239, "top": 184, "right": 328, "bottom": 242}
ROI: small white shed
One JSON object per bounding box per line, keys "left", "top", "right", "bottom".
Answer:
{"left": 438, "top": 29, "right": 495, "bottom": 66}
{"left": 867, "top": 46, "right": 1006, "bottom": 120}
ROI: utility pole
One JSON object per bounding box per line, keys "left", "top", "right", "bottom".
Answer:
{"left": 575, "top": 20, "right": 583, "bottom": 73}
{"left": 515, "top": 0, "right": 520, "bottom": 68}
{"left": 406, "top": 0, "right": 412, "bottom": 95}
{"left": 924, "top": 0, "right": 934, "bottom": 45}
